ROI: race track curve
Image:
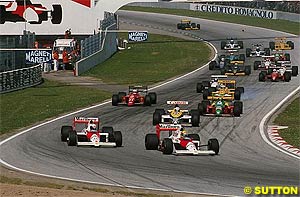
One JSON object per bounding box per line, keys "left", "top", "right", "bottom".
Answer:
{"left": 1, "top": 11, "right": 299, "bottom": 196}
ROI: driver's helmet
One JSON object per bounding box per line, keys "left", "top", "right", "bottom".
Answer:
{"left": 88, "top": 120, "right": 97, "bottom": 131}
{"left": 230, "top": 40, "right": 234, "bottom": 44}
{"left": 132, "top": 89, "right": 138, "bottom": 93}
{"left": 275, "top": 54, "right": 279, "bottom": 60}
{"left": 221, "top": 57, "right": 225, "bottom": 61}
{"left": 174, "top": 104, "right": 180, "bottom": 113}
{"left": 273, "top": 69, "right": 277, "bottom": 72}
{"left": 180, "top": 128, "right": 187, "bottom": 137}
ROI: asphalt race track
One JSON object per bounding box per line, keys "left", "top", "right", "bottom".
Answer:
{"left": 1, "top": 11, "right": 299, "bottom": 196}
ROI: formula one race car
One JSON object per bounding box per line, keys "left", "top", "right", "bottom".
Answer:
{"left": 198, "top": 98, "right": 243, "bottom": 117}
{"left": 253, "top": 53, "right": 292, "bottom": 70}
{"left": 61, "top": 117, "right": 122, "bottom": 147}
{"left": 145, "top": 124, "right": 219, "bottom": 155}
{"left": 0, "top": 0, "right": 62, "bottom": 24}
{"left": 152, "top": 101, "right": 200, "bottom": 127}
{"left": 197, "top": 75, "right": 244, "bottom": 100}
{"left": 258, "top": 66, "right": 298, "bottom": 82}
{"left": 221, "top": 39, "right": 243, "bottom": 51}
{"left": 269, "top": 37, "right": 294, "bottom": 50}
{"left": 112, "top": 86, "right": 157, "bottom": 106}
{"left": 209, "top": 52, "right": 245, "bottom": 70}
{"left": 177, "top": 19, "right": 200, "bottom": 30}
{"left": 220, "top": 61, "right": 251, "bottom": 76}
{"left": 246, "top": 44, "right": 270, "bottom": 57}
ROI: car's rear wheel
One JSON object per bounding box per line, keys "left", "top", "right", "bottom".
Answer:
{"left": 191, "top": 109, "right": 200, "bottom": 127}
{"left": 245, "top": 66, "right": 251, "bottom": 75}
{"left": 145, "top": 134, "right": 159, "bottom": 150}
{"left": 0, "top": 5, "right": 6, "bottom": 24}
{"left": 234, "top": 90, "right": 241, "bottom": 100}
{"left": 196, "top": 83, "right": 203, "bottom": 93}
{"left": 287, "top": 41, "right": 294, "bottom": 49}
{"left": 254, "top": 61, "right": 261, "bottom": 70}
{"left": 233, "top": 101, "right": 242, "bottom": 117}
{"left": 162, "top": 138, "right": 173, "bottom": 154}
{"left": 209, "top": 61, "right": 217, "bottom": 70}
{"left": 292, "top": 66, "right": 298, "bottom": 76}
{"left": 51, "top": 5, "right": 62, "bottom": 24}
{"left": 236, "top": 87, "right": 244, "bottom": 93}
{"left": 284, "top": 72, "right": 291, "bottom": 82}
{"left": 61, "top": 126, "right": 73, "bottom": 142}
{"left": 208, "top": 138, "right": 219, "bottom": 155}
{"left": 203, "top": 89, "right": 209, "bottom": 100}
{"left": 264, "top": 48, "right": 270, "bottom": 56}
{"left": 221, "top": 41, "right": 226, "bottom": 49}
{"left": 114, "top": 131, "right": 122, "bottom": 147}
{"left": 148, "top": 92, "right": 157, "bottom": 104}
{"left": 285, "top": 53, "right": 290, "bottom": 61}
{"left": 144, "top": 95, "right": 151, "bottom": 106}
{"left": 112, "top": 94, "right": 118, "bottom": 106}
{"left": 153, "top": 111, "right": 162, "bottom": 125}
{"left": 67, "top": 131, "right": 77, "bottom": 146}
{"left": 259, "top": 72, "right": 266, "bottom": 82}
{"left": 246, "top": 48, "right": 251, "bottom": 57}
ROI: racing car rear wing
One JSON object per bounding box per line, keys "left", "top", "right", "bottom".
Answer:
{"left": 74, "top": 117, "right": 99, "bottom": 123}
{"left": 211, "top": 75, "right": 227, "bottom": 79}
{"left": 167, "top": 101, "right": 188, "bottom": 105}
{"left": 156, "top": 124, "right": 182, "bottom": 139}
{"left": 129, "top": 85, "right": 148, "bottom": 92}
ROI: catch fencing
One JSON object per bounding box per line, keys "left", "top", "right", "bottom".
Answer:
{"left": 76, "top": 12, "right": 117, "bottom": 76}
{"left": 0, "top": 64, "right": 42, "bottom": 94}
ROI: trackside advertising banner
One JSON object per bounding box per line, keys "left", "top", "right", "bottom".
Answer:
{"left": 25, "top": 50, "right": 52, "bottom": 64}
{"left": 128, "top": 31, "right": 148, "bottom": 42}
{"left": 190, "top": 4, "right": 277, "bottom": 19}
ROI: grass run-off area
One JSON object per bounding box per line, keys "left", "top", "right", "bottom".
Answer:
{"left": 83, "top": 33, "right": 211, "bottom": 84}
{"left": 274, "top": 97, "right": 300, "bottom": 148}
{"left": 121, "top": 6, "right": 300, "bottom": 35}
{"left": 0, "top": 80, "right": 111, "bottom": 135}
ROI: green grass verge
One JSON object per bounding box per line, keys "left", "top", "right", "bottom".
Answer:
{"left": 83, "top": 33, "right": 211, "bottom": 84}
{"left": 121, "top": 6, "right": 300, "bottom": 35}
{"left": 274, "top": 97, "right": 300, "bottom": 148}
{"left": 0, "top": 79, "right": 111, "bottom": 135}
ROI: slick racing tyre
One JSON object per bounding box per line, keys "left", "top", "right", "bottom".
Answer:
{"left": 51, "top": 5, "right": 62, "bottom": 24}
{"left": 208, "top": 138, "right": 219, "bottom": 155}
{"left": 61, "top": 126, "right": 73, "bottom": 142}
{"left": 221, "top": 41, "right": 226, "bottom": 49}
{"left": 203, "top": 89, "right": 209, "bottom": 100}
{"left": 196, "top": 83, "right": 203, "bottom": 93}
{"left": 114, "top": 131, "right": 122, "bottom": 147}
{"left": 145, "top": 134, "right": 159, "bottom": 150}
{"left": 112, "top": 94, "right": 119, "bottom": 106}
{"left": 67, "top": 131, "right": 77, "bottom": 146}
{"left": 254, "top": 61, "right": 261, "bottom": 70}
{"left": 244, "top": 66, "right": 251, "bottom": 75}
{"left": 191, "top": 109, "right": 200, "bottom": 127}
{"left": 233, "top": 101, "right": 242, "bottom": 117}
{"left": 209, "top": 61, "right": 217, "bottom": 70}
{"left": 246, "top": 48, "right": 251, "bottom": 57}
{"left": 264, "top": 48, "right": 270, "bottom": 56}
{"left": 259, "top": 72, "right": 266, "bottom": 82}
{"left": 234, "top": 90, "right": 241, "bottom": 100}
{"left": 162, "top": 138, "right": 173, "bottom": 154}
{"left": 236, "top": 87, "right": 244, "bottom": 94}
{"left": 292, "top": 66, "right": 298, "bottom": 76}
{"left": 287, "top": 41, "right": 294, "bottom": 49}
{"left": 284, "top": 72, "right": 291, "bottom": 82}
{"left": 148, "top": 92, "right": 157, "bottom": 104}
{"left": 144, "top": 95, "right": 152, "bottom": 106}
{"left": 269, "top": 42, "right": 275, "bottom": 50}
{"left": 237, "top": 41, "right": 243, "bottom": 49}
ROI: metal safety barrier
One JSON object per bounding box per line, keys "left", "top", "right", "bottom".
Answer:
{"left": 0, "top": 64, "right": 42, "bottom": 94}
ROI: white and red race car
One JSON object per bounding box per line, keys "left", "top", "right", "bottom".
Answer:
{"left": 61, "top": 117, "right": 122, "bottom": 147}
{"left": 145, "top": 124, "right": 219, "bottom": 155}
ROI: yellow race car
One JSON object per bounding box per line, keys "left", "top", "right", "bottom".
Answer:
{"left": 269, "top": 37, "right": 294, "bottom": 50}
{"left": 177, "top": 19, "right": 200, "bottom": 30}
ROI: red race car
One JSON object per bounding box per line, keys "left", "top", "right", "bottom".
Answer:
{"left": 145, "top": 124, "right": 219, "bottom": 155}
{"left": 258, "top": 67, "right": 296, "bottom": 82}
{"left": 61, "top": 117, "right": 122, "bottom": 147}
{"left": 0, "top": 0, "right": 62, "bottom": 24}
{"left": 112, "top": 86, "right": 157, "bottom": 106}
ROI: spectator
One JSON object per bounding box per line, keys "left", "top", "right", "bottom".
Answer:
{"left": 62, "top": 49, "right": 69, "bottom": 70}
{"left": 52, "top": 50, "right": 59, "bottom": 71}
